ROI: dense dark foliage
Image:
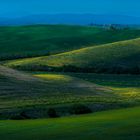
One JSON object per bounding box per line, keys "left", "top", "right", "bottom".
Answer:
{"left": 70, "top": 104, "right": 92, "bottom": 115}
{"left": 47, "top": 108, "right": 59, "bottom": 118}
{"left": 14, "top": 64, "right": 140, "bottom": 75}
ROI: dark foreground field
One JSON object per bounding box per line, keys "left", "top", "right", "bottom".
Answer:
{"left": 0, "top": 107, "right": 139, "bottom": 140}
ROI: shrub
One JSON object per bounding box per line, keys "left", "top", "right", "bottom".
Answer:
{"left": 70, "top": 104, "right": 92, "bottom": 115}
{"left": 10, "top": 111, "right": 31, "bottom": 120}
{"left": 47, "top": 108, "right": 59, "bottom": 118}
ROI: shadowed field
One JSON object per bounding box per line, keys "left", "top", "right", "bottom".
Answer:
{"left": 0, "top": 66, "right": 115, "bottom": 119}
{"left": 0, "top": 107, "right": 139, "bottom": 140}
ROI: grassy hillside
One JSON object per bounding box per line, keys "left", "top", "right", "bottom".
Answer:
{"left": 0, "top": 66, "right": 108, "bottom": 98}
{"left": 0, "top": 66, "right": 115, "bottom": 119}
{"left": 70, "top": 73, "right": 140, "bottom": 87}
{"left": 1, "top": 66, "right": 139, "bottom": 119}
{"left": 7, "top": 38, "right": 140, "bottom": 74}
{"left": 69, "top": 73, "right": 140, "bottom": 102}
{"left": 0, "top": 107, "right": 140, "bottom": 140}
{"left": 1, "top": 25, "right": 140, "bottom": 60}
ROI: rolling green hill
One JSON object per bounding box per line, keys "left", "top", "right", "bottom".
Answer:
{"left": 1, "top": 66, "right": 139, "bottom": 119}
{"left": 0, "top": 66, "right": 114, "bottom": 119}
{"left": 1, "top": 25, "right": 140, "bottom": 60}
{"left": 7, "top": 37, "right": 140, "bottom": 74}
{"left": 0, "top": 107, "right": 139, "bottom": 140}
{"left": 0, "top": 66, "right": 108, "bottom": 97}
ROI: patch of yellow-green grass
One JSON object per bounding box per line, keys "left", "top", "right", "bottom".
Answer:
{"left": 35, "top": 74, "right": 72, "bottom": 82}
{"left": 110, "top": 87, "right": 140, "bottom": 99}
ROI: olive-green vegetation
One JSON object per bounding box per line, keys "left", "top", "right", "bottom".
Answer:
{"left": 1, "top": 25, "right": 140, "bottom": 60}
{"left": 0, "top": 107, "right": 139, "bottom": 140}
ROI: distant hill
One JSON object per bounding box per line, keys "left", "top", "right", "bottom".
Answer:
{"left": 1, "top": 14, "right": 140, "bottom": 25}
{"left": 1, "top": 25, "right": 140, "bottom": 60}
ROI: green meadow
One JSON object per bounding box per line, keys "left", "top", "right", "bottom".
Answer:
{"left": 0, "top": 107, "right": 140, "bottom": 140}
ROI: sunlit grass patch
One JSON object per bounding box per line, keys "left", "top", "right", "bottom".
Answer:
{"left": 111, "top": 87, "right": 140, "bottom": 97}
{"left": 35, "top": 74, "right": 72, "bottom": 82}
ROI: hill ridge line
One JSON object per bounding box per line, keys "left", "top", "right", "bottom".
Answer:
{"left": 53, "top": 37, "right": 140, "bottom": 56}
{"left": 5, "top": 37, "right": 140, "bottom": 62}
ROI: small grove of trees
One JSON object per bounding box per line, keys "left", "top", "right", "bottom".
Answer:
{"left": 10, "top": 105, "right": 92, "bottom": 120}
{"left": 10, "top": 108, "right": 59, "bottom": 120}
{"left": 88, "top": 23, "right": 129, "bottom": 30}
{"left": 11, "top": 111, "right": 31, "bottom": 120}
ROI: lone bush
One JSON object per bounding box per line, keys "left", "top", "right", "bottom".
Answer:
{"left": 70, "top": 104, "right": 92, "bottom": 115}
{"left": 47, "top": 108, "right": 59, "bottom": 118}
{"left": 11, "top": 111, "right": 31, "bottom": 120}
